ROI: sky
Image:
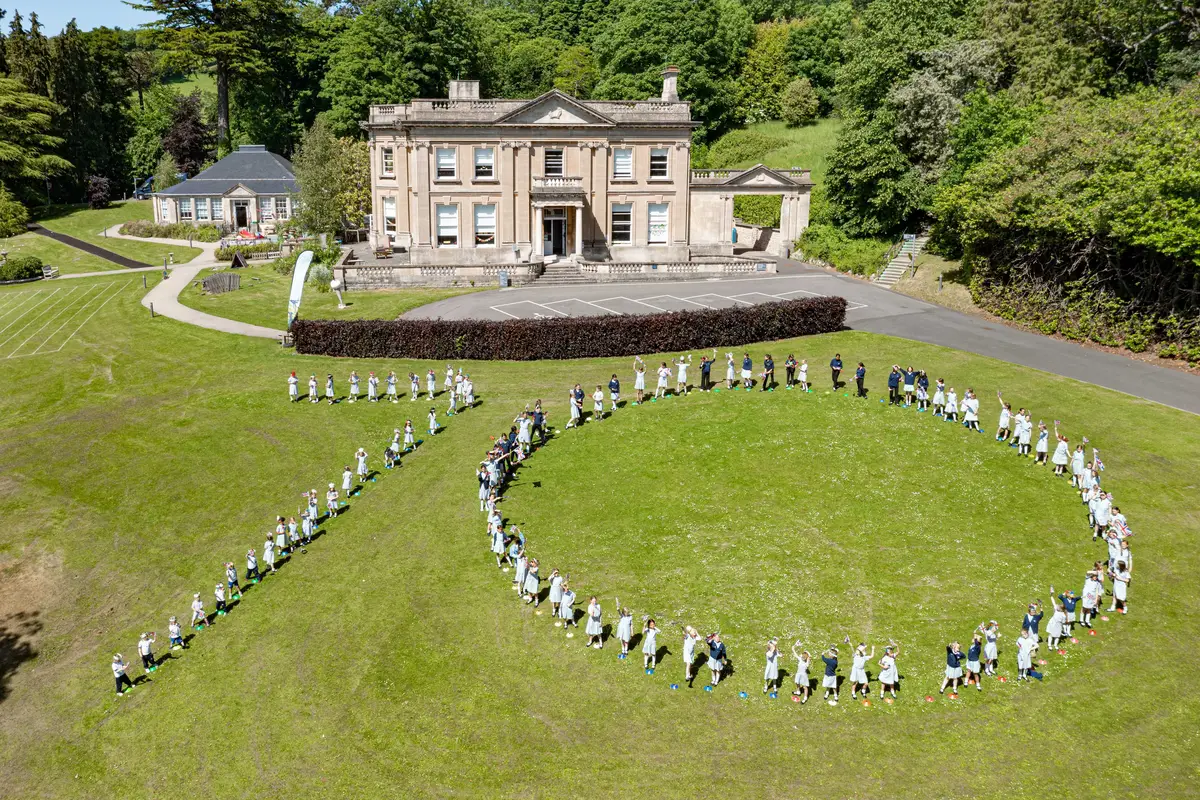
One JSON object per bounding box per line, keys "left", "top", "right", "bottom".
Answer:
{"left": 9, "top": 0, "right": 159, "bottom": 34}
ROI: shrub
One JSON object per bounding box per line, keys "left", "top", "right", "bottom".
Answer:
{"left": 119, "top": 219, "right": 223, "bottom": 242}
{"left": 734, "top": 195, "right": 782, "bottom": 228}
{"left": 706, "top": 130, "right": 790, "bottom": 168}
{"left": 781, "top": 77, "right": 820, "bottom": 127}
{"left": 0, "top": 254, "right": 43, "bottom": 281}
{"left": 87, "top": 175, "right": 112, "bottom": 209}
{"left": 308, "top": 264, "right": 332, "bottom": 292}
{"left": 797, "top": 224, "right": 891, "bottom": 275}
{"left": 270, "top": 242, "right": 344, "bottom": 275}
{"left": 0, "top": 186, "right": 29, "bottom": 237}
{"left": 216, "top": 241, "right": 275, "bottom": 261}
{"left": 293, "top": 297, "right": 848, "bottom": 360}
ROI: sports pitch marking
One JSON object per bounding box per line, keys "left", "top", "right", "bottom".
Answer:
{"left": 489, "top": 289, "right": 869, "bottom": 319}
{"left": 1, "top": 281, "right": 129, "bottom": 358}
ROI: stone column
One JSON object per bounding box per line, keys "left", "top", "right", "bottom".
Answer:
{"left": 533, "top": 205, "right": 544, "bottom": 258}
{"left": 412, "top": 140, "right": 432, "bottom": 249}
{"left": 574, "top": 205, "right": 583, "bottom": 256}
{"left": 499, "top": 141, "right": 515, "bottom": 249}
{"left": 516, "top": 142, "right": 532, "bottom": 256}
{"left": 591, "top": 143, "right": 609, "bottom": 244}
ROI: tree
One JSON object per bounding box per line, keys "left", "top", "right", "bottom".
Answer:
{"left": 320, "top": 0, "right": 480, "bottom": 137}
{"left": 824, "top": 109, "right": 927, "bottom": 236}
{"left": 591, "top": 0, "right": 754, "bottom": 141}
{"left": 737, "top": 21, "right": 796, "bottom": 123}
{"left": 126, "top": 43, "right": 162, "bottom": 111}
{"left": 786, "top": 0, "right": 853, "bottom": 113}
{"left": 0, "top": 76, "right": 71, "bottom": 205}
{"left": 129, "top": 0, "right": 298, "bottom": 155}
{"left": 503, "top": 37, "right": 564, "bottom": 98}
{"left": 336, "top": 137, "right": 370, "bottom": 229}
{"left": 128, "top": 86, "right": 180, "bottom": 181}
{"left": 5, "top": 12, "right": 52, "bottom": 97}
{"left": 781, "top": 76, "right": 819, "bottom": 126}
{"left": 554, "top": 45, "right": 599, "bottom": 97}
{"left": 162, "top": 91, "right": 212, "bottom": 175}
{"left": 87, "top": 175, "right": 111, "bottom": 209}
{"left": 0, "top": 184, "right": 29, "bottom": 237}
{"left": 153, "top": 151, "right": 181, "bottom": 191}
{"left": 291, "top": 115, "right": 345, "bottom": 236}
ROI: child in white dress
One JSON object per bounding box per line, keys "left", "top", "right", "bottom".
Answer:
{"left": 1046, "top": 594, "right": 1068, "bottom": 649}
{"left": 348, "top": 371, "right": 359, "bottom": 403}
{"left": 674, "top": 355, "right": 690, "bottom": 395}
{"left": 996, "top": 394, "right": 1012, "bottom": 441}
{"left": 585, "top": 597, "right": 603, "bottom": 648}
{"left": 633, "top": 357, "right": 646, "bottom": 404}
{"left": 849, "top": 642, "right": 873, "bottom": 698}
{"left": 410, "top": 372, "right": 420, "bottom": 401}
{"left": 932, "top": 379, "right": 946, "bottom": 416}
{"left": 523, "top": 558, "right": 540, "bottom": 606}
{"left": 263, "top": 535, "right": 276, "bottom": 573}
{"left": 404, "top": 420, "right": 415, "bottom": 450}
{"left": 1035, "top": 422, "right": 1050, "bottom": 464}
{"left": 725, "top": 353, "right": 735, "bottom": 389}
{"left": 642, "top": 618, "right": 661, "bottom": 668}
{"left": 616, "top": 606, "right": 633, "bottom": 655}
{"left": 878, "top": 644, "right": 899, "bottom": 699}
{"left": 428, "top": 408, "right": 439, "bottom": 435}
{"left": 982, "top": 621, "right": 999, "bottom": 675}
{"left": 1051, "top": 424, "right": 1070, "bottom": 475}
{"left": 548, "top": 570, "right": 564, "bottom": 617}
{"left": 288, "top": 371, "right": 299, "bottom": 402}
{"left": 592, "top": 386, "right": 604, "bottom": 421}
{"left": 655, "top": 362, "right": 671, "bottom": 399}
{"left": 386, "top": 371, "right": 398, "bottom": 402}
{"left": 566, "top": 388, "right": 581, "bottom": 428}
{"left": 791, "top": 643, "right": 811, "bottom": 702}
{"left": 368, "top": 372, "right": 379, "bottom": 402}
{"left": 763, "top": 638, "right": 780, "bottom": 694}
{"left": 798, "top": 359, "right": 809, "bottom": 391}
{"left": 944, "top": 388, "right": 959, "bottom": 422}
{"left": 426, "top": 370, "right": 436, "bottom": 400}
{"left": 682, "top": 626, "right": 702, "bottom": 686}
{"left": 325, "top": 375, "right": 335, "bottom": 404}
{"left": 558, "top": 583, "right": 576, "bottom": 630}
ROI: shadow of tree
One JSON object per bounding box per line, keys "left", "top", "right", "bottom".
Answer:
{"left": 0, "top": 610, "right": 41, "bottom": 706}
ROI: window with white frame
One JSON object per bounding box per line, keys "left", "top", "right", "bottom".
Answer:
{"left": 159, "top": 198, "right": 169, "bottom": 220}
{"left": 259, "top": 197, "right": 274, "bottom": 221}
{"left": 611, "top": 203, "right": 632, "bottom": 244}
{"left": 179, "top": 198, "right": 192, "bottom": 221}
{"left": 195, "top": 197, "right": 209, "bottom": 221}
{"left": 275, "top": 197, "right": 288, "bottom": 220}
{"left": 613, "top": 148, "right": 633, "bottom": 180}
{"left": 436, "top": 204, "right": 458, "bottom": 246}
{"left": 382, "top": 197, "right": 397, "bottom": 233}
{"left": 648, "top": 203, "right": 668, "bottom": 243}
{"left": 544, "top": 148, "right": 564, "bottom": 177}
{"left": 381, "top": 146, "right": 395, "bottom": 176}
{"left": 649, "top": 148, "right": 669, "bottom": 179}
{"left": 211, "top": 199, "right": 223, "bottom": 221}
{"left": 435, "top": 148, "right": 457, "bottom": 179}
{"left": 474, "top": 204, "right": 496, "bottom": 246}
{"left": 474, "top": 147, "right": 494, "bottom": 180}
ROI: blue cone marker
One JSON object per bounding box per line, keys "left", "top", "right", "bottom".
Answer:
{"left": 704, "top": 685, "right": 713, "bottom": 692}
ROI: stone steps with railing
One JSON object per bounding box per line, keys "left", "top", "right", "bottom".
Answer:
{"left": 874, "top": 234, "right": 929, "bottom": 287}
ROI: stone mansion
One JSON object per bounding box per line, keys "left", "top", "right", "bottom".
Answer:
{"left": 363, "top": 67, "right": 813, "bottom": 266}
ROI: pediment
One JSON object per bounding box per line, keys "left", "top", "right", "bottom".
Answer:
{"left": 725, "top": 165, "right": 793, "bottom": 186}
{"left": 495, "top": 91, "right": 614, "bottom": 126}
{"left": 224, "top": 184, "right": 257, "bottom": 197}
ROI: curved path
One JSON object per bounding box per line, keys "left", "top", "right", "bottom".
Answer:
{"left": 408, "top": 261, "right": 1200, "bottom": 415}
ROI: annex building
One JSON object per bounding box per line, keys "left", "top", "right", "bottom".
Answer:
{"left": 362, "top": 68, "right": 812, "bottom": 267}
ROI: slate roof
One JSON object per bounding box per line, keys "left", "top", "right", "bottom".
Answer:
{"left": 155, "top": 145, "right": 297, "bottom": 197}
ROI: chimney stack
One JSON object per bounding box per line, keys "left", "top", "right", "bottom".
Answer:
{"left": 449, "top": 80, "right": 480, "bottom": 100}
{"left": 661, "top": 65, "right": 679, "bottom": 102}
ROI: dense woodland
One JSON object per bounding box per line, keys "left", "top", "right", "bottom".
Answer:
{"left": 0, "top": 0, "right": 1196, "bottom": 357}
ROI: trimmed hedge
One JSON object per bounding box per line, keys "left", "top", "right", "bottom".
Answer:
{"left": 216, "top": 241, "right": 275, "bottom": 260}
{"left": 120, "top": 219, "right": 224, "bottom": 242}
{"left": 293, "top": 296, "right": 847, "bottom": 361}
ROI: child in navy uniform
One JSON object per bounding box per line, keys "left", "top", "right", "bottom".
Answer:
{"left": 941, "top": 642, "right": 967, "bottom": 694}
{"left": 830, "top": 354, "right": 842, "bottom": 389}
{"left": 821, "top": 646, "right": 839, "bottom": 702}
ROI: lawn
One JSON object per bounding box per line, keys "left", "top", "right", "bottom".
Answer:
{"left": 35, "top": 201, "right": 203, "bottom": 266}
{"left": 0, "top": 279, "right": 1196, "bottom": 798}
{"left": 0, "top": 232, "right": 121, "bottom": 275}
{"left": 163, "top": 71, "right": 216, "bottom": 96}
{"left": 177, "top": 263, "right": 483, "bottom": 328}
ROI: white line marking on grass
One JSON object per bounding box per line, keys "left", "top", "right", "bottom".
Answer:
{"left": 6, "top": 284, "right": 102, "bottom": 358}
{"left": 0, "top": 286, "right": 82, "bottom": 349}
{"left": 41, "top": 281, "right": 128, "bottom": 354}
{"left": 26, "top": 282, "right": 124, "bottom": 356}
{"left": 0, "top": 287, "right": 66, "bottom": 336}
{"left": 0, "top": 290, "right": 37, "bottom": 316}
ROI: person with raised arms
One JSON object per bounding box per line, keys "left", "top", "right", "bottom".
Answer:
{"left": 791, "top": 643, "right": 811, "bottom": 703}
{"left": 878, "top": 643, "right": 900, "bottom": 699}
{"left": 642, "top": 618, "right": 661, "bottom": 670}
{"left": 585, "top": 596, "right": 604, "bottom": 648}
{"left": 682, "top": 626, "right": 703, "bottom": 687}
{"left": 996, "top": 394, "right": 1012, "bottom": 441}
{"left": 820, "top": 645, "right": 839, "bottom": 702}
{"left": 674, "top": 355, "right": 690, "bottom": 395}
{"left": 965, "top": 635, "right": 983, "bottom": 692}
{"left": 348, "top": 370, "right": 360, "bottom": 403}
{"left": 708, "top": 633, "right": 729, "bottom": 687}
{"left": 940, "top": 641, "right": 966, "bottom": 694}
{"left": 615, "top": 604, "right": 633, "bottom": 657}
{"left": 633, "top": 357, "right": 647, "bottom": 405}
{"left": 763, "top": 637, "right": 780, "bottom": 694}
{"left": 849, "top": 642, "right": 874, "bottom": 698}
{"left": 655, "top": 362, "right": 671, "bottom": 399}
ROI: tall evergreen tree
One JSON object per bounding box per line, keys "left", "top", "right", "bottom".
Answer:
{"left": 162, "top": 90, "right": 211, "bottom": 175}
{"left": 0, "top": 75, "right": 71, "bottom": 205}
{"left": 6, "top": 12, "right": 51, "bottom": 96}
{"left": 129, "top": 0, "right": 298, "bottom": 155}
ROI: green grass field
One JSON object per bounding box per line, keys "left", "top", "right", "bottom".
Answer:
{"left": 0, "top": 275, "right": 1196, "bottom": 797}
{"left": 177, "top": 264, "right": 483, "bottom": 328}
{"left": 0, "top": 232, "right": 121, "bottom": 275}
{"left": 36, "top": 201, "right": 203, "bottom": 266}
{"left": 742, "top": 118, "right": 843, "bottom": 182}
{"left": 163, "top": 71, "right": 216, "bottom": 97}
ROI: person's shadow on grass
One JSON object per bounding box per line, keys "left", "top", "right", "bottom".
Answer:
{"left": 0, "top": 611, "right": 40, "bottom": 706}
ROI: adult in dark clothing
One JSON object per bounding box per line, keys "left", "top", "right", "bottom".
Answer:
{"left": 762, "top": 354, "right": 774, "bottom": 391}
{"left": 830, "top": 354, "right": 843, "bottom": 389}
{"left": 699, "top": 356, "right": 713, "bottom": 392}
{"left": 855, "top": 362, "right": 866, "bottom": 397}
{"left": 887, "top": 366, "right": 902, "bottom": 405}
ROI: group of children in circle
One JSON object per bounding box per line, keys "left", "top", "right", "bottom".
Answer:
{"left": 472, "top": 347, "right": 1137, "bottom": 707}
{"left": 108, "top": 365, "right": 478, "bottom": 697}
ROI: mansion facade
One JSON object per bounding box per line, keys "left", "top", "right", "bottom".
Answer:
{"left": 363, "top": 68, "right": 812, "bottom": 265}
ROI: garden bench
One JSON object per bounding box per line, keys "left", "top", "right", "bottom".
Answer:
{"left": 41, "top": 265, "right": 59, "bottom": 279}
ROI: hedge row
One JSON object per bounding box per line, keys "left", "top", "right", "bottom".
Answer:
{"left": 292, "top": 296, "right": 847, "bottom": 361}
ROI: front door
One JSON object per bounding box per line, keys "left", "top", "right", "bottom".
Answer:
{"left": 543, "top": 209, "right": 566, "bottom": 256}
{"left": 234, "top": 202, "right": 249, "bottom": 229}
